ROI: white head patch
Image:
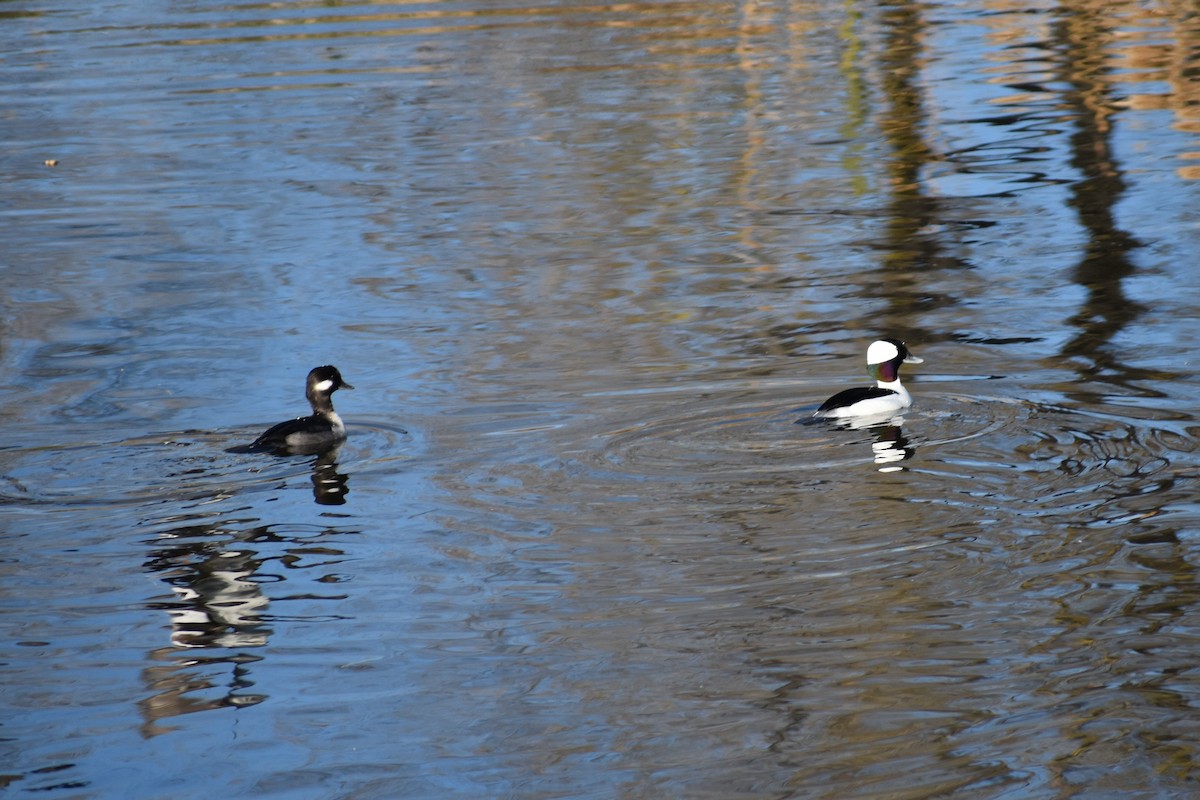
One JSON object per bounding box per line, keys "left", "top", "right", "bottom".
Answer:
{"left": 314, "top": 379, "right": 335, "bottom": 393}
{"left": 866, "top": 340, "right": 900, "bottom": 365}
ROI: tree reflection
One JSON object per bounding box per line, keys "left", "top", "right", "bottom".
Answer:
{"left": 1053, "top": 3, "right": 1146, "bottom": 393}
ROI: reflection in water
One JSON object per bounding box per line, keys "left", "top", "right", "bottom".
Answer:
{"left": 228, "top": 442, "right": 352, "bottom": 505}
{"left": 873, "top": 0, "right": 967, "bottom": 343}
{"left": 6, "top": 0, "right": 1200, "bottom": 797}
{"left": 1053, "top": 6, "right": 1145, "bottom": 392}
{"left": 140, "top": 525, "right": 274, "bottom": 733}
{"left": 310, "top": 448, "right": 350, "bottom": 505}
{"left": 157, "top": 542, "right": 271, "bottom": 651}
{"left": 137, "top": 650, "right": 264, "bottom": 738}
{"left": 805, "top": 414, "right": 918, "bottom": 472}
{"left": 869, "top": 423, "right": 913, "bottom": 471}
{"left": 138, "top": 519, "right": 355, "bottom": 735}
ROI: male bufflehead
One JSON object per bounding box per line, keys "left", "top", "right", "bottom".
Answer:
{"left": 814, "top": 338, "right": 923, "bottom": 421}
{"left": 245, "top": 365, "right": 353, "bottom": 453}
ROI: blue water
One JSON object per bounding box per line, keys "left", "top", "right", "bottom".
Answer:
{"left": 4, "top": 1, "right": 1200, "bottom": 797}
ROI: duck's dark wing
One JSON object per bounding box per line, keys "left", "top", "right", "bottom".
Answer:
{"left": 244, "top": 416, "right": 311, "bottom": 451}
{"left": 815, "top": 386, "right": 896, "bottom": 414}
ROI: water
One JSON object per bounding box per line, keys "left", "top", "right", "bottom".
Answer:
{"left": 4, "top": 0, "right": 1200, "bottom": 797}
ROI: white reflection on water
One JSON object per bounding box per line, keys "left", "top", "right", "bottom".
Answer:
{"left": 4, "top": 0, "right": 1200, "bottom": 797}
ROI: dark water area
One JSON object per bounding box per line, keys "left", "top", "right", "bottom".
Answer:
{"left": 4, "top": 0, "right": 1200, "bottom": 797}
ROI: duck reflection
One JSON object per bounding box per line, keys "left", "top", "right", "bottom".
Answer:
{"left": 838, "top": 416, "right": 915, "bottom": 472}
{"left": 868, "top": 423, "right": 914, "bottom": 472}
{"left": 228, "top": 440, "right": 351, "bottom": 505}
{"left": 310, "top": 445, "right": 350, "bottom": 505}
{"left": 811, "top": 413, "right": 916, "bottom": 472}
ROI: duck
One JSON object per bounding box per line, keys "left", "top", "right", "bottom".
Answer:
{"left": 244, "top": 365, "right": 353, "bottom": 453}
{"left": 814, "top": 338, "right": 923, "bottom": 421}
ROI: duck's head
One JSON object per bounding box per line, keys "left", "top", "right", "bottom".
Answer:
{"left": 866, "top": 338, "right": 922, "bottom": 383}
{"left": 306, "top": 365, "right": 354, "bottom": 403}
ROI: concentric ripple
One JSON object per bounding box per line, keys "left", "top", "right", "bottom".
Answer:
{"left": 580, "top": 384, "right": 1030, "bottom": 479}
{"left": 0, "top": 419, "right": 415, "bottom": 508}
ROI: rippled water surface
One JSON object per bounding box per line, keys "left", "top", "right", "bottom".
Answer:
{"left": 5, "top": 0, "right": 1200, "bottom": 797}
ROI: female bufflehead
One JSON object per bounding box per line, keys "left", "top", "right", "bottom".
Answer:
{"left": 814, "top": 338, "right": 923, "bottom": 421}
{"left": 246, "top": 365, "right": 353, "bottom": 453}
